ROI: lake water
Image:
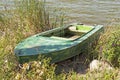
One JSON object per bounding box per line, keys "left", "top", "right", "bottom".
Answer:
{"left": 1, "top": 0, "right": 120, "bottom": 25}
{"left": 46, "top": 0, "right": 120, "bottom": 25}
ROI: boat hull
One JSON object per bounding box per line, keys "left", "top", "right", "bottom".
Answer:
{"left": 14, "top": 24, "right": 104, "bottom": 63}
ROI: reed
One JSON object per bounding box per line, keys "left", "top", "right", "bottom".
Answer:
{"left": 0, "top": 0, "right": 64, "bottom": 79}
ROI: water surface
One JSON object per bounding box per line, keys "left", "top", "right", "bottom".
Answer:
{"left": 1, "top": 0, "right": 120, "bottom": 25}
{"left": 46, "top": 0, "right": 120, "bottom": 25}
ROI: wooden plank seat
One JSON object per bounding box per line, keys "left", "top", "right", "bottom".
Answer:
{"left": 50, "top": 35, "right": 80, "bottom": 41}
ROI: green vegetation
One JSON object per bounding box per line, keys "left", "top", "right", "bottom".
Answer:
{"left": 0, "top": 0, "right": 120, "bottom": 80}
{"left": 76, "top": 25, "right": 93, "bottom": 31}
{"left": 96, "top": 25, "right": 120, "bottom": 68}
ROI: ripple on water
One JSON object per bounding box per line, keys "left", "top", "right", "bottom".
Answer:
{"left": 46, "top": 0, "right": 120, "bottom": 25}
{"left": 1, "top": 0, "right": 120, "bottom": 25}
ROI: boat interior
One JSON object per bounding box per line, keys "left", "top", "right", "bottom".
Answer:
{"left": 40, "top": 25, "right": 94, "bottom": 41}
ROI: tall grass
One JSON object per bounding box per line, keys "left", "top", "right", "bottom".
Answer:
{"left": 14, "top": 0, "right": 51, "bottom": 32}
{"left": 95, "top": 25, "right": 120, "bottom": 67}
{"left": 0, "top": 0, "right": 64, "bottom": 79}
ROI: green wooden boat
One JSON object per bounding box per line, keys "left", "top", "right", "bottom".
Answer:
{"left": 14, "top": 23, "right": 104, "bottom": 63}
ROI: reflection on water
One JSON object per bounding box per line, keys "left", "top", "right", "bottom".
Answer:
{"left": 1, "top": 0, "right": 120, "bottom": 25}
